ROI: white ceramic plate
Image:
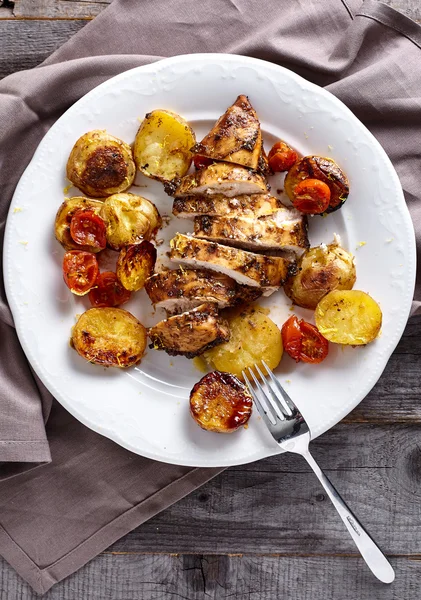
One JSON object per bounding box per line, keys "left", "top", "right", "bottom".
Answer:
{"left": 4, "top": 54, "right": 416, "bottom": 467}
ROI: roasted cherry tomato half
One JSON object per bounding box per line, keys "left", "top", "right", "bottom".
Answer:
{"left": 292, "top": 179, "right": 331, "bottom": 214}
{"left": 281, "top": 315, "right": 328, "bottom": 364}
{"left": 88, "top": 271, "right": 131, "bottom": 308}
{"left": 193, "top": 155, "right": 214, "bottom": 170}
{"left": 268, "top": 141, "right": 298, "bottom": 172}
{"left": 70, "top": 209, "right": 107, "bottom": 250}
{"left": 281, "top": 314, "right": 302, "bottom": 362}
{"left": 62, "top": 250, "right": 99, "bottom": 296}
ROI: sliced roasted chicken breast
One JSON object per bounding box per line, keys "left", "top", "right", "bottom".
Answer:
{"left": 172, "top": 193, "right": 284, "bottom": 219}
{"left": 194, "top": 211, "right": 309, "bottom": 255}
{"left": 191, "top": 95, "right": 262, "bottom": 170}
{"left": 148, "top": 303, "right": 230, "bottom": 358}
{"left": 169, "top": 233, "right": 295, "bottom": 292}
{"left": 170, "top": 163, "right": 268, "bottom": 198}
{"left": 145, "top": 268, "right": 261, "bottom": 314}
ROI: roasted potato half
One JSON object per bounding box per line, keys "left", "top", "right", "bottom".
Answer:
{"left": 116, "top": 241, "right": 157, "bottom": 292}
{"left": 71, "top": 307, "right": 147, "bottom": 367}
{"left": 284, "top": 244, "right": 356, "bottom": 309}
{"left": 100, "top": 193, "right": 161, "bottom": 250}
{"left": 133, "top": 110, "right": 196, "bottom": 181}
{"left": 284, "top": 156, "right": 349, "bottom": 213}
{"left": 190, "top": 371, "right": 252, "bottom": 433}
{"left": 203, "top": 307, "right": 283, "bottom": 379}
{"left": 55, "top": 196, "right": 104, "bottom": 252}
{"left": 66, "top": 130, "right": 136, "bottom": 198}
{"left": 315, "top": 290, "right": 382, "bottom": 345}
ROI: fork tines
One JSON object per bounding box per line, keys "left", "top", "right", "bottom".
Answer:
{"left": 242, "top": 361, "right": 299, "bottom": 426}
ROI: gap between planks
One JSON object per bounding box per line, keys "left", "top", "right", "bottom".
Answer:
{"left": 101, "top": 550, "right": 421, "bottom": 559}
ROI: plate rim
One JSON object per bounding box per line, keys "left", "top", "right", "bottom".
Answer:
{"left": 3, "top": 53, "right": 417, "bottom": 467}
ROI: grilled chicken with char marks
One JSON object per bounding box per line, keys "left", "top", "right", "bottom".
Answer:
{"left": 172, "top": 193, "right": 284, "bottom": 219}
{"left": 169, "top": 233, "right": 296, "bottom": 293}
{"left": 169, "top": 163, "right": 268, "bottom": 198}
{"left": 148, "top": 303, "right": 230, "bottom": 358}
{"left": 145, "top": 268, "right": 261, "bottom": 315}
{"left": 191, "top": 95, "right": 262, "bottom": 170}
{"left": 194, "top": 210, "right": 309, "bottom": 255}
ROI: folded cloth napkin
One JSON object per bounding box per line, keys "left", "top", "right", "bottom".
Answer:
{"left": 0, "top": 0, "right": 420, "bottom": 593}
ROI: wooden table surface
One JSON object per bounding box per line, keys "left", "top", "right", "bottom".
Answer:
{"left": 1, "top": 1, "right": 421, "bottom": 598}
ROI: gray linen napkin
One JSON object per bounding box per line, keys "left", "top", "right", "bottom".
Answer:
{"left": 1, "top": 0, "right": 420, "bottom": 593}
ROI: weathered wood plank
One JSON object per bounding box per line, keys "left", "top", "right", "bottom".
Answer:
{"left": 0, "top": 5, "right": 13, "bottom": 19}
{"left": 383, "top": 0, "right": 421, "bottom": 23}
{"left": 0, "top": 21, "right": 87, "bottom": 79}
{"left": 12, "top": 0, "right": 112, "bottom": 20}
{"left": 104, "top": 423, "right": 421, "bottom": 555}
{"left": 347, "top": 316, "right": 421, "bottom": 423}
{"left": 1, "top": 0, "right": 420, "bottom": 22}
{"left": 1, "top": 554, "right": 420, "bottom": 600}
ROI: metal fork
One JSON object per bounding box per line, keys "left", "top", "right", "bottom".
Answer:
{"left": 243, "top": 361, "right": 395, "bottom": 584}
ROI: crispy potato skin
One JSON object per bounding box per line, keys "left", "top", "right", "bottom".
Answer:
{"left": 116, "top": 241, "right": 157, "bottom": 292}
{"left": 315, "top": 290, "right": 382, "bottom": 345}
{"left": 100, "top": 193, "right": 161, "bottom": 250}
{"left": 190, "top": 371, "right": 252, "bottom": 433}
{"left": 133, "top": 110, "right": 196, "bottom": 181}
{"left": 55, "top": 196, "right": 104, "bottom": 251}
{"left": 284, "top": 244, "right": 356, "bottom": 309}
{"left": 284, "top": 156, "right": 349, "bottom": 213}
{"left": 66, "top": 130, "right": 136, "bottom": 198}
{"left": 203, "top": 307, "right": 283, "bottom": 379}
{"left": 71, "top": 307, "right": 147, "bottom": 367}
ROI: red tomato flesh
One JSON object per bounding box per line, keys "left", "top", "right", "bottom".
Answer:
{"left": 293, "top": 179, "right": 331, "bottom": 214}
{"left": 299, "top": 321, "right": 329, "bottom": 363}
{"left": 70, "top": 209, "right": 107, "bottom": 250}
{"left": 281, "top": 315, "right": 328, "bottom": 364}
{"left": 88, "top": 271, "right": 131, "bottom": 308}
{"left": 281, "top": 315, "right": 302, "bottom": 362}
{"left": 63, "top": 250, "right": 99, "bottom": 296}
{"left": 268, "top": 141, "right": 298, "bottom": 172}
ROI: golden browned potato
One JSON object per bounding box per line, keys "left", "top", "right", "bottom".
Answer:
{"left": 55, "top": 196, "right": 104, "bottom": 251}
{"left": 71, "top": 307, "right": 147, "bottom": 367}
{"left": 284, "top": 244, "right": 356, "bottom": 309}
{"left": 66, "top": 130, "right": 136, "bottom": 198}
{"left": 116, "top": 241, "right": 157, "bottom": 292}
{"left": 203, "top": 307, "right": 283, "bottom": 379}
{"left": 315, "top": 290, "right": 382, "bottom": 345}
{"left": 133, "top": 110, "right": 196, "bottom": 181}
{"left": 100, "top": 193, "right": 161, "bottom": 250}
{"left": 190, "top": 371, "right": 253, "bottom": 433}
{"left": 284, "top": 156, "right": 349, "bottom": 213}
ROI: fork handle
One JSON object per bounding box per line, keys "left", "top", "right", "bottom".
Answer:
{"left": 302, "top": 449, "right": 395, "bottom": 584}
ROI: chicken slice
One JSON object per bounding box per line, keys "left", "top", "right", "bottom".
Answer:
{"left": 148, "top": 303, "right": 230, "bottom": 358}
{"left": 194, "top": 211, "right": 309, "bottom": 255}
{"left": 172, "top": 193, "right": 285, "bottom": 219}
{"left": 169, "top": 233, "right": 296, "bottom": 293}
{"left": 191, "top": 95, "right": 262, "bottom": 170}
{"left": 257, "top": 146, "right": 270, "bottom": 177}
{"left": 169, "top": 163, "right": 268, "bottom": 198}
{"left": 145, "top": 268, "right": 261, "bottom": 314}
